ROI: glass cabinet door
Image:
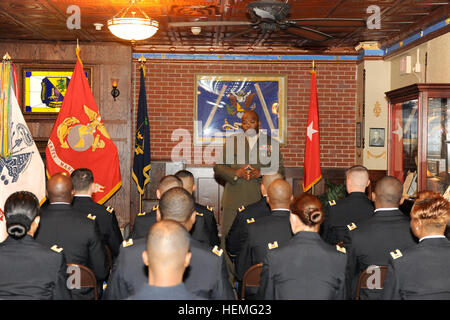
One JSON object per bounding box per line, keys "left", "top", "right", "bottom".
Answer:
{"left": 426, "top": 97, "right": 449, "bottom": 194}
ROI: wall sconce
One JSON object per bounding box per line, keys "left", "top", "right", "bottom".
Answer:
{"left": 111, "top": 78, "right": 120, "bottom": 101}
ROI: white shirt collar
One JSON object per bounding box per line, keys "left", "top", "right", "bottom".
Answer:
{"left": 74, "top": 194, "right": 92, "bottom": 198}
{"left": 419, "top": 235, "right": 446, "bottom": 242}
{"left": 271, "top": 208, "right": 290, "bottom": 212}
{"left": 374, "top": 208, "right": 398, "bottom": 212}
{"left": 51, "top": 202, "right": 71, "bottom": 205}
{"left": 246, "top": 132, "right": 260, "bottom": 149}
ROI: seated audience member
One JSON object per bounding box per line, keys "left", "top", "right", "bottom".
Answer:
{"left": 258, "top": 193, "right": 347, "bottom": 300}
{"left": 383, "top": 191, "right": 450, "bottom": 300}
{"left": 321, "top": 165, "right": 374, "bottom": 245}
{"left": 0, "top": 191, "right": 71, "bottom": 300}
{"left": 71, "top": 168, "right": 123, "bottom": 259}
{"left": 235, "top": 179, "right": 293, "bottom": 298}
{"left": 34, "top": 172, "right": 109, "bottom": 300}
{"left": 128, "top": 220, "right": 203, "bottom": 300}
{"left": 226, "top": 173, "right": 283, "bottom": 261}
{"left": 175, "top": 170, "right": 220, "bottom": 247}
{"left": 344, "top": 176, "right": 417, "bottom": 300}
{"left": 104, "top": 187, "right": 234, "bottom": 300}
{"left": 129, "top": 175, "right": 182, "bottom": 240}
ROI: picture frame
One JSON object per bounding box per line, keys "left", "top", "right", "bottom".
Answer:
{"left": 22, "top": 66, "right": 92, "bottom": 115}
{"left": 194, "top": 74, "right": 287, "bottom": 145}
{"left": 369, "top": 128, "right": 385, "bottom": 147}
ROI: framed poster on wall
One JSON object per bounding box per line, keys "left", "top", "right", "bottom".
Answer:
{"left": 194, "top": 74, "right": 287, "bottom": 145}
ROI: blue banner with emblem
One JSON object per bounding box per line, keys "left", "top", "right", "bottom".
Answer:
{"left": 132, "top": 67, "right": 151, "bottom": 195}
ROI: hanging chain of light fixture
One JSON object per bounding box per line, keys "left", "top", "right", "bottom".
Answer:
{"left": 107, "top": 0, "right": 159, "bottom": 43}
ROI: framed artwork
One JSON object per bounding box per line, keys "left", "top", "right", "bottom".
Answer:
{"left": 194, "top": 74, "right": 287, "bottom": 145}
{"left": 369, "top": 128, "right": 385, "bottom": 147}
{"left": 22, "top": 67, "right": 92, "bottom": 114}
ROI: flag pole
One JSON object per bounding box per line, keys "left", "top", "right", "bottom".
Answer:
{"left": 137, "top": 53, "right": 146, "bottom": 214}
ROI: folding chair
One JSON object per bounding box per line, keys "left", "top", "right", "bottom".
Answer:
{"left": 241, "top": 263, "right": 263, "bottom": 300}
{"left": 355, "top": 265, "right": 388, "bottom": 300}
{"left": 66, "top": 263, "right": 99, "bottom": 300}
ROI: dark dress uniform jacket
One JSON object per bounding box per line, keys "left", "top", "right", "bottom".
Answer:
{"left": 72, "top": 196, "right": 123, "bottom": 258}
{"left": 129, "top": 283, "right": 204, "bottom": 300}
{"left": 191, "top": 203, "right": 220, "bottom": 247}
{"left": 129, "top": 206, "right": 157, "bottom": 240}
{"left": 235, "top": 209, "right": 293, "bottom": 282}
{"left": 103, "top": 237, "right": 235, "bottom": 300}
{"left": 344, "top": 209, "right": 417, "bottom": 300}
{"left": 0, "top": 235, "right": 71, "bottom": 300}
{"left": 322, "top": 192, "right": 374, "bottom": 245}
{"left": 226, "top": 196, "right": 271, "bottom": 259}
{"left": 383, "top": 237, "right": 450, "bottom": 300}
{"left": 258, "top": 231, "right": 347, "bottom": 300}
{"left": 35, "top": 203, "right": 109, "bottom": 299}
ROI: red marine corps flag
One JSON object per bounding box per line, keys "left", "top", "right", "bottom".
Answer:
{"left": 303, "top": 62, "right": 322, "bottom": 192}
{"left": 46, "top": 46, "right": 122, "bottom": 203}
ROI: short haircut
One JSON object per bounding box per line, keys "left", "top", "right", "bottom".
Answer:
{"left": 157, "top": 175, "right": 183, "bottom": 195}
{"left": 262, "top": 173, "right": 284, "bottom": 189}
{"left": 146, "top": 220, "right": 190, "bottom": 269}
{"left": 71, "top": 168, "right": 94, "bottom": 191}
{"left": 411, "top": 191, "right": 450, "bottom": 230}
{"left": 4, "top": 191, "right": 40, "bottom": 240}
{"left": 175, "top": 170, "right": 194, "bottom": 190}
{"left": 159, "top": 187, "right": 195, "bottom": 223}
{"left": 267, "top": 179, "right": 292, "bottom": 206}
{"left": 290, "top": 193, "right": 324, "bottom": 227}
{"left": 346, "top": 165, "right": 369, "bottom": 189}
{"left": 375, "top": 176, "right": 403, "bottom": 206}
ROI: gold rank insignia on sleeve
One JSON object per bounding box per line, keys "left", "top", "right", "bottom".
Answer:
{"left": 268, "top": 241, "right": 278, "bottom": 250}
{"left": 390, "top": 249, "right": 403, "bottom": 259}
{"left": 195, "top": 211, "right": 204, "bottom": 217}
{"left": 246, "top": 218, "right": 255, "bottom": 224}
{"left": 152, "top": 205, "right": 159, "bottom": 211}
{"left": 212, "top": 245, "right": 223, "bottom": 257}
{"left": 50, "top": 245, "right": 63, "bottom": 253}
{"left": 329, "top": 200, "right": 336, "bottom": 206}
{"left": 106, "top": 206, "right": 114, "bottom": 213}
{"left": 137, "top": 212, "right": 146, "bottom": 216}
{"left": 122, "top": 239, "right": 134, "bottom": 248}
{"left": 207, "top": 206, "right": 213, "bottom": 212}
{"left": 336, "top": 244, "right": 346, "bottom": 254}
{"left": 87, "top": 214, "right": 96, "bottom": 220}
{"left": 238, "top": 205, "right": 245, "bottom": 212}
{"left": 347, "top": 223, "right": 357, "bottom": 231}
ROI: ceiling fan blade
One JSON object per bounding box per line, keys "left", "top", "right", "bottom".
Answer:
{"left": 283, "top": 26, "right": 332, "bottom": 42}
{"left": 289, "top": 18, "right": 366, "bottom": 27}
{"left": 168, "top": 21, "right": 253, "bottom": 28}
{"left": 223, "top": 26, "right": 258, "bottom": 41}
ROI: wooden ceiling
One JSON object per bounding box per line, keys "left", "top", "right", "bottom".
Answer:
{"left": 0, "top": 0, "right": 449, "bottom": 54}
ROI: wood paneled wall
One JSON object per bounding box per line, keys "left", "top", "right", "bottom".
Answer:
{"left": 1, "top": 41, "right": 132, "bottom": 228}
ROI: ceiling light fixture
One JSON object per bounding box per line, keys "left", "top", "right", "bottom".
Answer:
{"left": 107, "top": 0, "right": 159, "bottom": 43}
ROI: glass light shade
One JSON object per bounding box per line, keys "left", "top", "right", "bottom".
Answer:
{"left": 107, "top": 17, "right": 159, "bottom": 41}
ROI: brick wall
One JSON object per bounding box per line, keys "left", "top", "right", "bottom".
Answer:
{"left": 133, "top": 60, "right": 357, "bottom": 168}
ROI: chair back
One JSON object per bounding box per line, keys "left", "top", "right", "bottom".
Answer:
{"left": 241, "top": 263, "right": 263, "bottom": 300}
{"left": 66, "top": 263, "right": 98, "bottom": 300}
{"left": 355, "top": 265, "right": 388, "bottom": 300}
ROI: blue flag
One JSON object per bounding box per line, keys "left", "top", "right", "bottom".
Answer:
{"left": 132, "top": 67, "right": 151, "bottom": 195}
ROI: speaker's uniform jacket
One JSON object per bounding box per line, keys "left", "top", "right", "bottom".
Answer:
{"left": 0, "top": 235, "right": 72, "bottom": 300}
{"left": 321, "top": 192, "right": 374, "bottom": 246}
{"left": 343, "top": 209, "right": 417, "bottom": 300}
{"left": 258, "top": 231, "right": 347, "bottom": 300}
{"left": 72, "top": 196, "right": 123, "bottom": 258}
{"left": 382, "top": 237, "right": 450, "bottom": 300}
{"left": 103, "top": 237, "right": 235, "bottom": 300}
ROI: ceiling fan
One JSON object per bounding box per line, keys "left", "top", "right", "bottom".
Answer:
{"left": 168, "top": 0, "right": 366, "bottom": 43}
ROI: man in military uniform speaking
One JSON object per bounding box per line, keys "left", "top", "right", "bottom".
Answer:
{"left": 213, "top": 110, "right": 284, "bottom": 281}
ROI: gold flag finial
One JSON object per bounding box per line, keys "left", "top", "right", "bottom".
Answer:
{"left": 138, "top": 53, "right": 146, "bottom": 75}
{"left": 3, "top": 52, "right": 11, "bottom": 60}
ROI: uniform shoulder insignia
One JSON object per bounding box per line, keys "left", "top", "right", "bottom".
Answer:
{"left": 122, "top": 239, "right": 134, "bottom": 248}
{"left": 195, "top": 211, "right": 204, "bottom": 217}
{"left": 347, "top": 222, "right": 357, "bottom": 231}
{"left": 212, "top": 245, "right": 223, "bottom": 257}
{"left": 206, "top": 205, "right": 213, "bottom": 212}
{"left": 390, "top": 249, "right": 403, "bottom": 259}
{"left": 137, "top": 212, "right": 146, "bottom": 216}
{"left": 103, "top": 283, "right": 108, "bottom": 291}
{"left": 329, "top": 200, "right": 336, "bottom": 206}
{"left": 106, "top": 206, "right": 114, "bottom": 213}
{"left": 246, "top": 218, "right": 255, "bottom": 224}
{"left": 268, "top": 241, "right": 278, "bottom": 250}
{"left": 87, "top": 214, "right": 96, "bottom": 220}
{"left": 152, "top": 204, "right": 159, "bottom": 211}
{"left": 238, "top": 205, "right": 245, "bottom": 213}
{"left": 336, "top": 244, "right": 346, "bottom": 254}
{"left": 50, "top": 245, "right": 63, "bottom": 253}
